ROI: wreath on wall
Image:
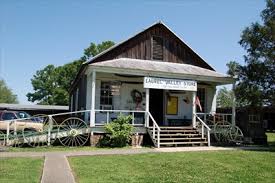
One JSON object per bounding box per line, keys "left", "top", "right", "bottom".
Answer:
{"left": 131, "top": 89, "right": 143, "bottom": 104}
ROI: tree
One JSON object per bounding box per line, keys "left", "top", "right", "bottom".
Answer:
{"left": 217, "top": 87, "right": 234, "bottom": 108}
{"left": 83, "top": 41, "right": 115, "bottom": 61}
{"left": 237, "top": 0, "right": 275, "bottom": 107}
{"left": 27, "top": 41, "right": 115, "bottom": 105}
{"left": 0, "top": 79, "right": 18, "bottom": 103}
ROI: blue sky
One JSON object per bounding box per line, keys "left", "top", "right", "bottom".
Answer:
{"left": 0, "top": 0, "right": 266, "bottom": 104}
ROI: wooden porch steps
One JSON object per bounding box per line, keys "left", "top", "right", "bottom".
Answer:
{"left": 148, "top": 126, "right": 207, "bottom": 147}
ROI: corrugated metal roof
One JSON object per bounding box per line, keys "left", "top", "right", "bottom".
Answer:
{"left": 89, "top": 58, "right": 233, "bottom": 83}
{"left": 0, "top": 103, "right": 69, "bottom": 111}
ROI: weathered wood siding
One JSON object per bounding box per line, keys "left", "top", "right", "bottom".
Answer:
{"left": 92, "top": 23, "right": 213, "bottom": 70}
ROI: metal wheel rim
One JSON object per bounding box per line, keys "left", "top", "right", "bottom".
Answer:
{"left": 0, "top": 131, "right": 6, "bottom": 146}
{"left": 23, "top": 116, "right": 58, "bottom": 147}
{"left": 8, "top": 131, "right": 24, "bottom": 147}
{"left": 58, "top": 117, "right": 89, "bottom": 147}
{"left": 213, "top": 121, "right": 231, "bottom": 144}
{"left": 229, "top": 125, "right": 244, "bottom": 143}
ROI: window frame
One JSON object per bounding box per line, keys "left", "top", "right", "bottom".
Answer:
{"left": 151, "top": 36, "right": 164, "bottom": 61}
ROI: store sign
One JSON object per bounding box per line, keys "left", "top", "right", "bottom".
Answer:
{"left": 144, "top": 77, "right": 197, "bottom": 91}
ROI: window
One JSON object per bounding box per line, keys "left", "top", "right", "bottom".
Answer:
{"left": 16, "top": 112, "right": 31, "bottom": 119}
{"left": 197, "top": 88, "right": 206, "bottom": 112}
{"left": 2, "top": 112, "right": 17, "bottom": 120}
{"left": 152, "top": 36, "right": 163, "bottom": 60}
{"left": 100, "top": 82, "right": 113, "bottom": 106}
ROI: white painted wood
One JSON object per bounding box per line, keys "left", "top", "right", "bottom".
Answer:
{"left": 88, "top": 64, "right": 234, "bottom": 84}
{"left": 90, "top": 70, "right": 96, "bottom": 127}
{"left": 211, "top": 87, "right": 217, "bottom": 113}
{"left": 145, "top": 88, "right": 149, "bottom": 127}
{"left": 192, "top": 91, "right": 196, "bottom": 128}
{"left": 232, "top": 81, "right": 236, "bottom": 126}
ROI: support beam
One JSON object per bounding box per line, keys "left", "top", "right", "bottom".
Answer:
{"left": 90, "top": 70, "right": 96, "bottom": 127}
{"left": 232, "top": 80, "right": 236, "bottom": 126}
{"left": 145, "top": 88, "right": 150, "bottom": 127}
{"left": 192, "top": 91, "right": 197, "bottom": 128}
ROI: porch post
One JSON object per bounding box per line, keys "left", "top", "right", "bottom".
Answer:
{"left": 145, "top": 88, "right": 150, "bottom": 127}
{"left": 90, "top": 70, "right": 96, "bottom": 127}
{"left": 192, "top": 91, "right": 196, "bottom": 128}
{"left": 232, "top": 80, "right": 236, "bottom": 126}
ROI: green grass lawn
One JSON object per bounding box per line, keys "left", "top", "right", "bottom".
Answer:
{"left": 0, "top": 158, "right": 44, "bottom": 183}
{"left": 69, "top": 150, "right": 275, "bottom": 183}
{"left": 267, "top": 132, "right": 275, "bottom": 145}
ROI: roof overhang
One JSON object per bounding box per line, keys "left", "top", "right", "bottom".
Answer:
{"left": 87, "top": 58, "right": 234, "bottom": 85}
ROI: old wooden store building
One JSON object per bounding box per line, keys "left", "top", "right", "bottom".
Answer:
{"left": 69, "top": 22, "right": 236, "bottom": 147}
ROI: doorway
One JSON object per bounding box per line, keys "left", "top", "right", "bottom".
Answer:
{"left": 149, "top": 89, "right": 164, "bottom": 126}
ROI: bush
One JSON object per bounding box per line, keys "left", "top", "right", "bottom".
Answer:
{"left": 103, "top": 114, "right": 133, "bottom": 147}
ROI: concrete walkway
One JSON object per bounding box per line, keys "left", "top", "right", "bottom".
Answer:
{"left": 0, "top": 146, "right": 270, "bottom": 183}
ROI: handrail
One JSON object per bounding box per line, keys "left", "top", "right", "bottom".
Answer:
{"left": 195, "top": 114, "right": 211, "bottom": 131}
{"left": 147, "top": 112, "right": 161, "bottom": 131}
{"left": 196, "top": 112, "right": 232, "bottom": 116}
{"left": 95, "top": 109, "right": 146, "bottom": 113}
{"left": 147, "top": 111, "right": 161, "bottom": 148}
{"left": 195, "top": 113, "right": 211, "bottom": 147}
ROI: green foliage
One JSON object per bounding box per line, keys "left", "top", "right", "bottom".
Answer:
{"left": 236, "top": 0, "right": 275, "bottom": 107}
{"left": 103, "top": 115, "right": 133, "bottom": 147}
{"left": 27, "top": 41, "right": 114, "bottom": 105}
{"left": 27, "top": 60, "right": 83, "bottom": 105}
{"left": 0, "top": 79, "right": 18, "bottom": 103}
{"left": 226, "top": 61, "right": 241, "bottom": 77}
{"left": 217, "top": 87, "right": 234, "bottom": 108}
{"left": 83, "top": 41, "right": 115, "bottom": 61}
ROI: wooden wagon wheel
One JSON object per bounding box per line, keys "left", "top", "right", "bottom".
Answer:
{"left": 0, "top": 131, "right": 6, "bottom": 146}
{"left": 58, "top": 117, "right": 90, "bottom": 147}
{"left": 23, "top": 115, "right": 58, "bottom": 147}
{"left": 213, "top": 121, "right": 231, "bottom": 144}
{"left": 229, "top": 125, "right": 244, "bottom": 144}
{"left": 8, "top": 130, "right": 24, "bottom": 147}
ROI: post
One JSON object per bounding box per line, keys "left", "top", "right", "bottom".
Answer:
{"left": 207, "top": 130, "right": 211, "bottom": 146}
{"left": 47, "top": 115, "right": 53, "bottom": 146}
{"left": 107, "top": 111, "right": 109, "bottom": 124}
{"left": 145, "top": 88, "right": 150, "bottom": 127}
{"left": 90, "top": 70, "right": 96, "bottom": 127}
{"left": 232, "top": 80, "right": 236, "bottom": 126}
{"left": 201, "top": 125, "right": 204, "bottom": 138}
{"left": 157, "top": 130, "right": 160, "bottom": 148}
{"left": 6, "top": 122, "right": 10, "bottom": 145}
{"left": 192, "top": 91, "right": 197, "bottom": 128}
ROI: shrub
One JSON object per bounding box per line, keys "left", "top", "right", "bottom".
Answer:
{"left": 104, "top": 114, "right": 133, "bottom": 147}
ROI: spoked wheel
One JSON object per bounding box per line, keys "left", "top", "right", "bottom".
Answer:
{"left": 229, "top": 125, "right": 244, "bottom": 144}
{"left": 23, "top": 116, "right": 58, "bottom": 147}
{"left": 8, "top": 130, "right": 24, "bottom": 147}
{"left": 213, "top": 121, "right": 231, "bottom": 144}
{"left": 0, "top": 131, "right": 6, "bottom": 146}
{"left": 58, "top": 117, "right": 90, "bottom": 147}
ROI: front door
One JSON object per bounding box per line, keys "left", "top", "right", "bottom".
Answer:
{"left": 164, "top": 91, "right": 193, "bottom": 126}
{"left": 149, "top": 89, "right": 164, "bottom": 126}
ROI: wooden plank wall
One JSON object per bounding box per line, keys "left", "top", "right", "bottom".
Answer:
{"left": 92, "top": 24, "right": 212, "bottom": 70}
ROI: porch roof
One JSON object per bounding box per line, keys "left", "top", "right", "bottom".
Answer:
{"left": 89, "top": 58, "right": 234, "bottom": 84}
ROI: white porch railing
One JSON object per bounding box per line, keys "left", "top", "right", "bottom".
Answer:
{"left": 196, "top": 112, "right": 233, "bottom": 127}
{"left": 94, "top": 109, "right": 147, "bottom": 126}
{"left": 147, "top": 111, "right": 161, "bottom": 148}
{"left": 195, "top": 114, "right": 211, "bottom": 146}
